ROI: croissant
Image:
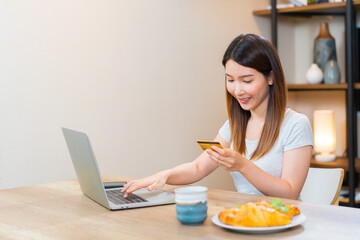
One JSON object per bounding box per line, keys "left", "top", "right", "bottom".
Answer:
{"left": 218, "top": 201, "right": 300, "bottom": 227}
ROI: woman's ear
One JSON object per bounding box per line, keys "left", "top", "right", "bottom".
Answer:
{"left": 268, "top": 71, "right": 274, "bottom": 86}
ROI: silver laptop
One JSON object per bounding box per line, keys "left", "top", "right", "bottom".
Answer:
{"left": 62, "top": 127, "right": 175, "bottom": 210}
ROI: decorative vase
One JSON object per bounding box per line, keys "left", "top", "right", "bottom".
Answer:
{"left": 306, "top": 63, "right": 323, "bottom": 84}
{"left": 324, "top": 59, "right": 341, "bottom": 84}
{"left": 313, "top": 22, "right": 337, "bottom": 76}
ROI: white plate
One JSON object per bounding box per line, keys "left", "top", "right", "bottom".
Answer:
{"left": 212, "top": 213, "right": 306, "bottom": 234}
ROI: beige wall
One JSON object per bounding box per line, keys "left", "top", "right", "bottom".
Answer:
{"left": 0, "top": 0, "right": 268, "bottom": 190}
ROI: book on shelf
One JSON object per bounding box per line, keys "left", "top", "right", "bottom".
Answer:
{"left": 266, "top": 4, "right": 295, "bottom": 9}
{"left": 289, "top": 0, "right": 307, "bottom": 6}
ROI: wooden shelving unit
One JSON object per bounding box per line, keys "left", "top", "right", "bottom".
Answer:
{"left": 254, "top": 1, "right": 359, "bottom": 207}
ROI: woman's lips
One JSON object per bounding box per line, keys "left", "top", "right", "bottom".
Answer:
{"left": 238, "top": 97, "right": 251, "bottom": 104}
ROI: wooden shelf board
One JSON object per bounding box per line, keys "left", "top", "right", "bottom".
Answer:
{"left": 287, "top": 83, "right": 360, "bottom": 90}
{"left": 287, "top": 83, "right": 347, "bottom": 91}
{"left": 310, "top": 157, "right": 360, "bottom": 173}
{"left": 339, "top": 187, "right": 360, "bottom": 204}
{"left": 253, "top": 1, "right": 360, "bottom": 16}
{"left": 339, "top": 198, "right": 360, "bottom": 204}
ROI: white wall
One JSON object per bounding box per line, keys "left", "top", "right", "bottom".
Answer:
{"left": 0, "top": 0, "right": 267, "bottom": 190}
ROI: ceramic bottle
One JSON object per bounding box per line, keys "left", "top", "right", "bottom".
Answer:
{"left": 324, "top": 59, "right": 341, "bottom": 84}
{"left": 306, "top": 63, "right": 323, "bottom": 84}
{"left": 314, "top": 22, "right": 337, "bottom": 73}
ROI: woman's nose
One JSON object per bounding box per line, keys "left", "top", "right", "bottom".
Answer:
{"left": 234, "top": 83, "right": 244, "bottom": 96}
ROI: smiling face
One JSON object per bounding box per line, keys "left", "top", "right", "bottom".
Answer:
{"left": 225, "top": 59, "right": 273, "bottom": 114}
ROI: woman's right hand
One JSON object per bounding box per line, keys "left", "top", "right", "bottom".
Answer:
{"left": 121, "top": 170, "right": 170, "bottom": 198}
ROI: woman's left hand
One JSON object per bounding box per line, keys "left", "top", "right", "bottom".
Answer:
{"left": 206, "top": 146, "right": 250, "bottom": 173}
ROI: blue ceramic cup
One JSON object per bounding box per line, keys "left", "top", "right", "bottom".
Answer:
{"left": 174, "top": 186, "right": 208, "bottom": 225}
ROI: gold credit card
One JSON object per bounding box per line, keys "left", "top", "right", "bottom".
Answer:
{"left": 197, "top": 140, "right": 223, "bottom": 151}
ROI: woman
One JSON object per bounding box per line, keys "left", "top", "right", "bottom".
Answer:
{"left": 122, "top": 33, "right": 313, "bottom": 199}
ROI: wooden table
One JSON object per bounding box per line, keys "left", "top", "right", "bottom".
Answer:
{"left": 1, "top": 175, "right": 360, "bottom": 239}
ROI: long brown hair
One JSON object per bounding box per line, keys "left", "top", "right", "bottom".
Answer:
{"left": 222, "top": 34, "right": 287, "bottom": 160}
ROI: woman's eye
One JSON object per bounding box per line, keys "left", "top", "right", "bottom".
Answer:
{"left": 243, "top": 80, "right": 253, "bottom": 83}
{"left": 227, "top": 79, "right": 234, "bottom": 83}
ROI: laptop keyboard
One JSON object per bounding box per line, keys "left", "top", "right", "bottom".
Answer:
{"left": 106, "top": 189, "right": 148, "bottom": 205}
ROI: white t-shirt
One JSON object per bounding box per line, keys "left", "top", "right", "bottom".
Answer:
{"left": 219, "top": 108, "right": 314, "bottom": 196}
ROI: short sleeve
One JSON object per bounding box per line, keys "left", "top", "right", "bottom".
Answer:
{"left": 219, "top": 120, "right": 230, "bottom": 143}
{"left": 283, "top": 115, "right": 314, "bottom": 151}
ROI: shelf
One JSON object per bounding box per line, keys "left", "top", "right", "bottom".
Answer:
{"left": 253, "top": 1, "right": 360, "bottom": 16}
{"left": 310, "top": 157, "right": 360, "bottom": 173}
{"left": 287, "top": 83, "right": 360, "bottom": 91}
{"left": 287, "top": 83, "right": 347, "bottom": 91}
{"left": 339, "top": 187, "right": 360, "bottom": 204}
